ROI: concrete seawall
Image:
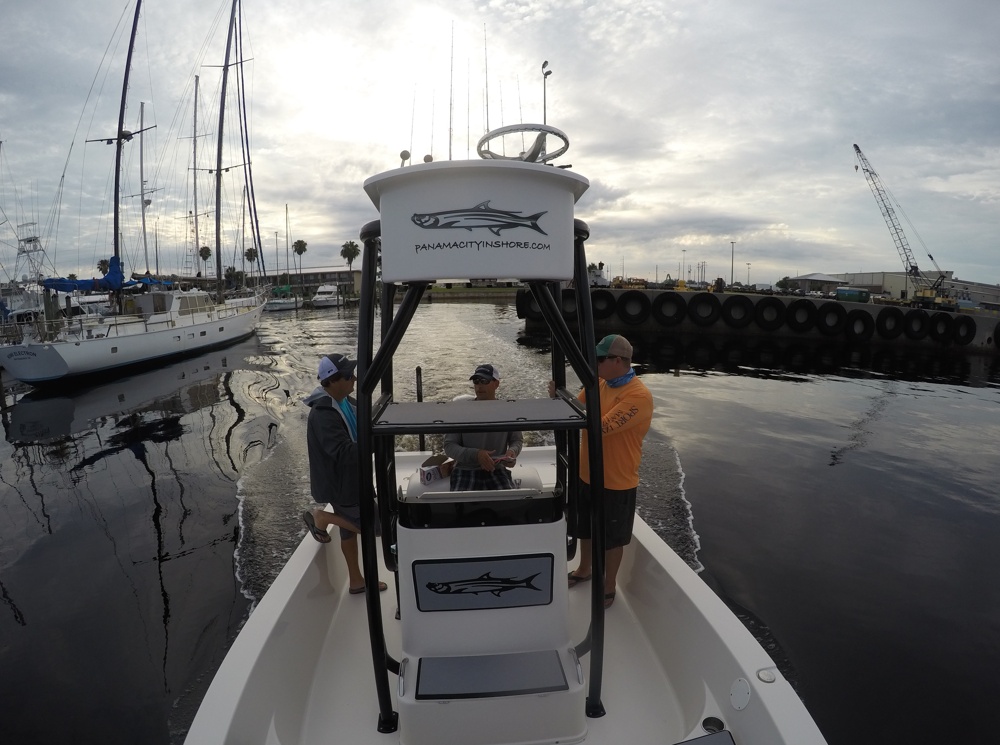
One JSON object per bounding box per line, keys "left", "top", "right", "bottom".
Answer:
{"left": 517, "top": 288, "right": 1000, "bottom": 355}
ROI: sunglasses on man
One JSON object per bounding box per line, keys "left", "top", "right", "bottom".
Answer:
{"left": 596, "top": 355, "right": 620, "bottom": 363}
{"left": 472, "top": 376, "right": 495, "bottom": 385}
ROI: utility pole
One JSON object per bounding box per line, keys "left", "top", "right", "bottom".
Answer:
{"left": 730, "top": 241, "right": 735, "bottom": 286}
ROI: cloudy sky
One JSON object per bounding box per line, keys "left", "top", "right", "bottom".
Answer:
{"left": 2, "top": 0, "right": 998, "bottom": 287}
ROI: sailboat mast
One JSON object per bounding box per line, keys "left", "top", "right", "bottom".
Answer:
{"left": 193, "top": 75, "right": 200, "bottom": 271}
{"left": 214, "top": 0, "right": 239, "bottom": 303}
{"left": 112, "top": 0, "right": 144, "bottom": 310}
{"left": 139, "top": 101, "right": 149, "bottom": 272}
{"left": 285, "top": 203, "right": 291, "bottom": 304}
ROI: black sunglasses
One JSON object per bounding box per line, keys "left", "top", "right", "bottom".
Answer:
{"left": 596, "top": 355, "right": 619, "bottom": 363}
{"left": 472, "top": 376, "right": 493, "bottom": 385}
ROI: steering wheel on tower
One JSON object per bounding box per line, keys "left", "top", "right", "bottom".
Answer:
{"left": 476, "top": 123, "right": 570, "bottom": 164}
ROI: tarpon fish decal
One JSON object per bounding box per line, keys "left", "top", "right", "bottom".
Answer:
{"left": 411, "top": 201, "right": 547, "bottom": 236}
{"left": 427, "top": 571, "right": 541, "bottom": 597}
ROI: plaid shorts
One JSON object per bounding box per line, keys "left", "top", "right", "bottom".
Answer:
{"left": 449, "top": 467, "right": 516, "bottom": 491}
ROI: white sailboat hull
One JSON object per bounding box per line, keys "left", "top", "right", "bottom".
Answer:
{"left": 2, "top": 294, "right": 263, "bottom": 384}
{"left": 185, "top": 448, "right": 826, "bottom": 745}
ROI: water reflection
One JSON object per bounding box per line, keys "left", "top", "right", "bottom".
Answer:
{"left": 0, "top": 338, "right": 279, "bottom": 742}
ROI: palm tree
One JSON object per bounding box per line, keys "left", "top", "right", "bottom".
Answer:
{"left": 98, "top": 259, "right": 110, "bottom": 276}
{"left": 199, "top": 245, "right": 212, "bottom": 277}
{"left": 244, "top": 246, "right": 258, "bottom": 285}
{"left": 340, "top": 240, "right": 360, "bottom": 272}
{"left": 341, "top": 240, "right": 360, "bottom": 299}
{"left": 293, "top": 239, "right": 307, "bottom": 297}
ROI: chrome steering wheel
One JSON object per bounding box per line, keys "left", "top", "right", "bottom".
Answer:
{"left": 476, "top": 123, "right": 569, "bottom": 163}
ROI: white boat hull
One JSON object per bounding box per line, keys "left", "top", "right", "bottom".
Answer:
{"left": 186, "top": 448, "right": 826, "bottom": 745}
{"left": 310, "top": 285, "right": 343, "bottom": 308}
{"left": 2, "top": 296, "right": 263, "bottom": 384}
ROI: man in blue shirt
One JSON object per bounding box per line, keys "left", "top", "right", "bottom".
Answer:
{"left": 301, "top": 353, "right": 386, "bottom": 594}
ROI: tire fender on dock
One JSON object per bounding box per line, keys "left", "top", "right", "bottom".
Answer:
{"left": 687, "top": 292, "right": 722, "bottom": 327}
{"left": 845, "top": 309, "right": 875, "bottom": 341}
{"left": 720, "top": 294, "right": 754, "bottom": 329}
{"left": 590, "top": 289, "right": 616, "bottom": 320}
{"left": 816, "top": 302, "right": 847, "bottom": 336}
{"left": 875, "top": 306, "right": 905, "bottom": 340}
{"left": 903, "top": 309, "right": 929, "bottom": 341}
{"left": 616, "top": 290, "right": 651, "bottom": 325}
{"left": 651, "top": 291, "right": 687, "bottom": 326}
{"left": 560, "top": 288, "right": 578, "bottom": 321}
{"left": 517, "top": 289, "right": 543, "bottom": 321}
{"left": 754, "top": 296, "right": 786, "bottom": 332}
{"left": 928, "top": 312, "right": 953, "bottom": 343}
{"left": 785, "top": 299, "right": 817, "bottom": 333}
{"left": 952, "top": 316, "right": 976, "bottom": 346}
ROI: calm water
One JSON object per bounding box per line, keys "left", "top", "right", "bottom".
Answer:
{"left": 2, "top": 302, "right": 998, "bottom": 744}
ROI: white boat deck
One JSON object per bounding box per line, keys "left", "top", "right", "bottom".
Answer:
{"left": 188, "top": 448, "right": 824, "bottom": 745}
{"left": 294, "top": 552, "right": 679, "bottom": 745}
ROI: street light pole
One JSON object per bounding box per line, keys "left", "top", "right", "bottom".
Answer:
{"left": 730, "top": 241, "right": 735, "bottom": 286}
{"left": 746, "top": 262, "right": 751, "bottom": 286}
{"left": 542, "top": 61, "right": 552, "bottom": 125}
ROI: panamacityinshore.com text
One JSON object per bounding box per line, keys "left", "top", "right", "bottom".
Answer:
{"left": 414, "top": 240, "right": 552, "bottom": 253}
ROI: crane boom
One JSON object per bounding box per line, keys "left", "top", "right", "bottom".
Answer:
{"left": 853, "top": 144, "right": 954, "bottom": 309}
{"left": 853, "top": 144, "right": 927, "bottom": 288}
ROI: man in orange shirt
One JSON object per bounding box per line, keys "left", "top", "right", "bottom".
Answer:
{"left": 553, "top": 334, "right": 653, "bottom": 608}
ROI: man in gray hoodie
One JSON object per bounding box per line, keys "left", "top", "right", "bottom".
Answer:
{"left": 301, "top": 353, "right": 386, "bottom": 594}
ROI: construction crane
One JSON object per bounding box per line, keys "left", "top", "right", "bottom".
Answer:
{"left": 853, "top": 143, "right": 956, "bottom": 310}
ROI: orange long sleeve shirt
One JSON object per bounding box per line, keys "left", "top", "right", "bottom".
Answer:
{"left": 577, "top": 375, "right": 653, "bottom": 490}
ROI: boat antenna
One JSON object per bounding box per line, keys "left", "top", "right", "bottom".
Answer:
{"left": 483, "top": 24, "right": 489, "bottom": 132}
{"left": 448, "top": 22, "right": 454, "bottom": 161}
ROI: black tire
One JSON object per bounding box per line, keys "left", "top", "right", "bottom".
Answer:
{"left": 651, "top": 291, "right": 687, "bottom": 327}
{"left": 928, "top": 312, "right": 953, "bottom": 343}
{"left": 903, "top": 309, "right": 929, "bottom": 340}
{"left": 754, "top": 296, "right": 786, "bottom": 332}
{"left": 816, "top": 302, "right": 847, "bottom": 336}
{"left": 560, "top": 288, "right": 578, "bottom": 321}
{"left": 517, "top": 289, "right": 543, "bottom": 321}
{"left": 616, "top": 290, "right": 651, "bottom": 325}
{"left": 845, "top": 309, "right": 875, "bottom": 341}
{"left": 721, "top": 295, "right": 754, "bottom": 329}
{"left": 590, "top": 289, "right": 616, "bottom": 320}
{"left": 785, "top": 299, "right": 817, "bottom": 333}
{"left": 952, "top": 315, "right": 976, "bottom": 346}
{"left": 687, "top": 292, "right": 722, "bottom": 327}
{"left": 875, "top": 307, "right": 905, "bottom": 340}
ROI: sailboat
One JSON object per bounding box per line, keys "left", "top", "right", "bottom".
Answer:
{"left": 264, "top": 207, "right": 299, "bottom": 312}
{"left": 1, "top": 0, "right": 265, "bottom": 387}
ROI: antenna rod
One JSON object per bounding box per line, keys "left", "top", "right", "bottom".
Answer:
{"left": 448, "top": 22, "right": 454, "bottom": 161}
{"left": 483, "top": 24, "right": 489, "bottom": 132}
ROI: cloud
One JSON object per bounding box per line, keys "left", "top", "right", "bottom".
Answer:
{"left": 2, "top": 0, "right": 998, "bottom": 287}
